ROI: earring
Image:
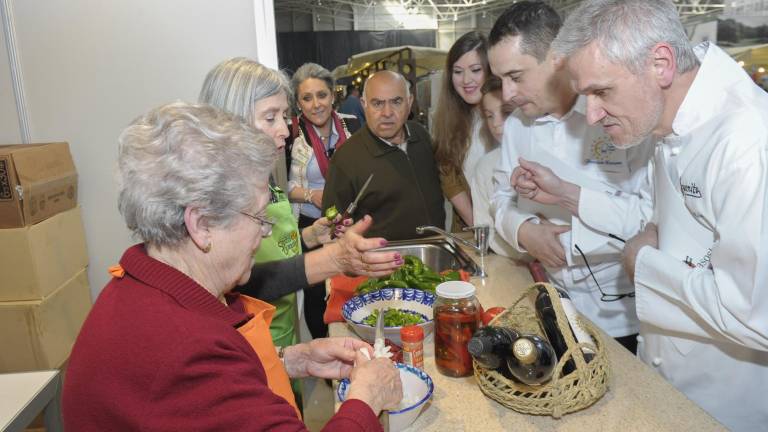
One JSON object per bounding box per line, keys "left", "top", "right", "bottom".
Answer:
{"left": 201, "top": 242, "right": 212, "bottom": 253}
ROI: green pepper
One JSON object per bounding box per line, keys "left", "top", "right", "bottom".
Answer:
{"left": 324, "top": 205, "right": 339, "bottom": 221}
{"left": 380, "top": 279, "right": 408, "bottom": 289}
{"left": 404, "top": 255, "right": 424, "bottom": 275}
{"left": 404, "top": 275, "right": 420, "bottom": 288}
{"left": 390, "top": 267, "right": 406, "bottom": 282}
{"left": 355, "top": 278, "right": 379, "bottom": 294}
{"left": 419, "top": 271, "right": 443, "bottom": 283}
{"left": 415, "top": 281, "right": 438, "bottom": 293}
{"left": 441, "top": 270, "right": 461, "bottom": 282}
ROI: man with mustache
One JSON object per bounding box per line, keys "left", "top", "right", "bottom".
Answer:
{"left": 488, "top": 1, "right": 652, "bottom": 352}
{"left": 516, "top": 1, "right": 768, "bottom": 429}
{"left": 323, "top": 70, "right": 445, "bottom": 241}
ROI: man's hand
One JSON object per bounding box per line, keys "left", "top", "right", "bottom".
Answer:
{"left": 511, "top": 158, "right": 581, "bottom": 214}
{"left": 622, "top": 223, "right": 658, "bottom": 282}
{"left": 517, "top": 219, "right": 571, "bottom": 268}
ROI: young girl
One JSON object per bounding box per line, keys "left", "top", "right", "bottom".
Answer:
{"left": 470, "top": 78, "right": 516, "bottom": 256}
{"left": 432, "top": 31, "right": 489, "bottom": 229}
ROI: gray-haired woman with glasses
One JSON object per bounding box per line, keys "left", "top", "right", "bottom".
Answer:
{"left": 199, "top": 58, "right": 404, "bottom": 356}
{"left": 63, "top": 102, "right": 402, "bottom": 430}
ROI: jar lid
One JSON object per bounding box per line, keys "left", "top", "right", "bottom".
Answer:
{"left": 436, "top": 281, "right": 476, "bottom": 299}
{"left": 400, "top": 324, "right": 424, "bottom": 342}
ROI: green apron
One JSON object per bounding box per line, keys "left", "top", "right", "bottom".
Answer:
{"left": 252, "top": 185, "right": 303, "bottom": 404}
{"left": 252, "top": 185, "right": 301, "bottom": 348}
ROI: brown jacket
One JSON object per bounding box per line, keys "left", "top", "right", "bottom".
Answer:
{"left": 322, "top": 121, "right": 445, "bottom": 241}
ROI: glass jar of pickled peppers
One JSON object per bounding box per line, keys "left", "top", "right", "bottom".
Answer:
{"left": 434, "top": 281, "right": 482, "bottom": 377}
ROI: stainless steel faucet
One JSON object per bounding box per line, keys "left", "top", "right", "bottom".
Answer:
{"left": 415, "top": 225, "right": 490, "bottom": 277}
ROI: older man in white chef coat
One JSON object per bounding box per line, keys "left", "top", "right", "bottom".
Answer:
{"left": 488, "top": 1, "right": 651, "bottom": 353}
{"left": 514, "top": 1, "right": 768, "bottom": 430}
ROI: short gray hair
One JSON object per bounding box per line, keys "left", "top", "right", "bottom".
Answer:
{"left": 552, "top": 0, "right": 699, "bottom": 75}
{"left": 291, "top": 63, "right": 334, "bottom": 104}
{"left": 117, "top": 102, "right": 276, "bottom": 246}
{"left": 199, "top": 57, "right": 291, "bottom": 127}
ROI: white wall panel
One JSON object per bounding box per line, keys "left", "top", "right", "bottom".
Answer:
{"left": 9, "top": 0, "right": 268, "bottom": 298}
{"left": 0, "top": 14, "right": 21, "bottom": 143}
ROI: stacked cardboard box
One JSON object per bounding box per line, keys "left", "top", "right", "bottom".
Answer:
{"left": 0, "top": 143, "right": 91, "bottom": 373}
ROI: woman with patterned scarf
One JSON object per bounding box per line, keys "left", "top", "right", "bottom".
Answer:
{"left": 287, "top": 63, "right": 361, "bottom": 338}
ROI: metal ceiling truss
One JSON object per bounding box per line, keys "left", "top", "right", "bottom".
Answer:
{"left": 274, "top": 0, "right": 726, "bottom": 25}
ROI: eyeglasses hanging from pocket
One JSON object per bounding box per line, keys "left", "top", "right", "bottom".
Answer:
{"left": 574, "top": 243, "right": 635, "bottom": 302}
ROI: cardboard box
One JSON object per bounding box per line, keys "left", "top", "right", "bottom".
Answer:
{"left": 0, "top": 269, "right": 91, "bottom": 373}
{"left": 0, "top": 206, "right": 88, "bottom": 301}
{"left": 0, "top": 142, "right": 78, "bottom": 229}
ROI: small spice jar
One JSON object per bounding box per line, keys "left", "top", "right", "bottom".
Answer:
{"left": 401, "top": 325, "right": 424, "bottom": 369}
{"left": 434, "top": 281, "right": 481, "bottom": 377}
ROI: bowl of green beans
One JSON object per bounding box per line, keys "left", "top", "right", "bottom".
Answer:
{"left": 342, "top": 288, "right": 435, "bottom": 346}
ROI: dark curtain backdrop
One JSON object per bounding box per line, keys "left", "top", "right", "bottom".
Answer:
{"left": 277, "top": 30, "right": 436, "bottom": 74}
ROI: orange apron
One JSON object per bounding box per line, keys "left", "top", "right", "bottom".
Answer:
{"left": 237, "top": 295, "right": 302, "bottom": 419}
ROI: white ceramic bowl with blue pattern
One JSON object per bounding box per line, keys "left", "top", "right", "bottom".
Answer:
{"left": 341, "top": 288, "right": 435, "bottom": 346}
{"left": 337, "top": 363, "right": 434, "bottom": 432}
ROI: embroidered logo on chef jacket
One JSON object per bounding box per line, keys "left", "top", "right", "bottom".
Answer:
{"left": 585, "top": 136, "right": 622, "bottom": 166}
{"left": 680, "top": 179, "right": 702, "bottom": 198}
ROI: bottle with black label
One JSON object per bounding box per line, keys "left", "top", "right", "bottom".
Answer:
{"left": 535, "top": 286, "right": 596, "bottom": 375}
{"left": 468, "top": 326, "right": 519, "bottom": 379}
{"left": 506, "top": 335, "right": 557, "bottom": 385}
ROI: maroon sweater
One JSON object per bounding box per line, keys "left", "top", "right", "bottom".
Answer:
{"left": 63, "top": 244, "right": 381, "bottom": 431}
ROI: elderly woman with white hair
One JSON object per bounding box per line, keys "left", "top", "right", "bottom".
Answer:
{"left": 198, "top": 58, "right": 403, "bottom": 354}
{"left": 62, "top": 102, "right": 402, "bottom": 431}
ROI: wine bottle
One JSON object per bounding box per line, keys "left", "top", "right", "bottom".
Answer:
{"left": 468, "top": 326, "right": 519, "bottom": 378}
{"left": 535, "top": 286, "right": 595, "bottom": 376}
{"left": 506, "top": 335, "right": 557, "bottom": 385}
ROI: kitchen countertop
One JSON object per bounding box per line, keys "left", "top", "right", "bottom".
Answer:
{"left": 329, "top": 244, "right": 725, "bottom": 431}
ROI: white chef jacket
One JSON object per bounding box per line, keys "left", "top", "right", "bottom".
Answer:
{"left": 470, "top": 147, "right": 516, "bottom": 257}
{"left": 630, "top": 42, "right": 768, "bottom": 432}
{"left": 492, "top": 96, "right": 652, "bottom": 337}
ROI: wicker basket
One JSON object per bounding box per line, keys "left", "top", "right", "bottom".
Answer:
{"left": 473, "top": 282, "right": 610, "bottom": 418}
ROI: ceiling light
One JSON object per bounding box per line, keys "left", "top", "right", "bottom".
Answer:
{"left": 453, "top": 12, "right": 458, "bottom": 21}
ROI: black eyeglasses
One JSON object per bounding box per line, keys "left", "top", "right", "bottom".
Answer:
{"left": 574, "top": 243, "right": 635, "bottom": 302}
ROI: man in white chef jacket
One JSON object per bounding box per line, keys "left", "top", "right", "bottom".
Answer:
{"left": 488, "top": 1, "right": 652, "bottom": 352}
{"left": 512, "top": 1, "right": 768, "bottom": 430}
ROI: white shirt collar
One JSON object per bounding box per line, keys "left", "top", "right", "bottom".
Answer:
{"left": 379, "top": 123, "right": 410, "bottom": 153}
{"left": 534, "top": 94, "right": 587, "bottom": 124}
{"left": 671, "top": 42, "right": 742, "bottom": 137}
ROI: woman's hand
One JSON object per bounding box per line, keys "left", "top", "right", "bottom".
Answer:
{"left": 327, "top": 215, "right": 403, "bottom": 278}
{"left": 303, "top": 215, "right": 353, "bottom": 248}
{"left": 347, "top": 351, "right": 403, "bottom": 416}
{"left": 310, "top": 189, "right": 323, "bottom": 209}
{"left": 283, "top": 337, "right": 373, "bottom": 379}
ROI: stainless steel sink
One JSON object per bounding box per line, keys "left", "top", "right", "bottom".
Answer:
{"left": 375, "top": 238, "right": 481, "bottom": 276}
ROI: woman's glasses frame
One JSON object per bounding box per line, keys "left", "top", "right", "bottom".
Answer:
{"left": 239, "top": 211, "right": 275, "bottom": 238}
